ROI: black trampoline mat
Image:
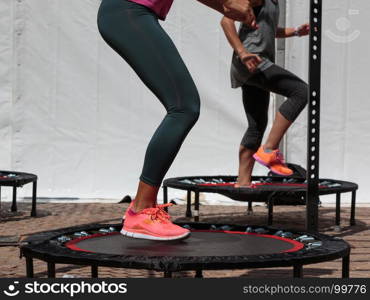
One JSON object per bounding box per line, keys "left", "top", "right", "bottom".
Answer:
{"left": 66, "top": 231, "right": 303, "bottom": 256}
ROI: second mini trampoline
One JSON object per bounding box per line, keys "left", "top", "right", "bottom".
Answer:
{"left": 163, "top": 176, "right": 358, "bottom": 226}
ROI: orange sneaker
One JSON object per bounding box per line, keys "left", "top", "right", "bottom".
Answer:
{"left": 121, "top": 203, "right": 190, "bottom": 241}
{"left": 253, "top": 146, "right": 293, "bottom": 176}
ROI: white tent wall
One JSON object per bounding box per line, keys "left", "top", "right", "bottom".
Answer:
{"left": 0, "top": 1, "right": 13, "bottom": 172}
{"left": 0, "top": 0, "right": 367, "bottom": 204}
{"left": 2, "top": 0, "right": 271, "bottom": 202}
{"left": 285, "top": 0, "right": 369, "bottom": 204}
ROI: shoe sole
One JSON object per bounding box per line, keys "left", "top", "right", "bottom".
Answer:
{"left": 253, "top": 154, "right": 293, "bottom": 176}
{"left": 120, "top": 228, "right": 190, "bottom": 241}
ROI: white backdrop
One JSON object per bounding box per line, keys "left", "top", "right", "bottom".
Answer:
{"left": 0, "top": 0, "right": 368, "bottom": 204}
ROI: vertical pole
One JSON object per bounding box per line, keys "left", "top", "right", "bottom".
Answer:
{"left": 350, "top": 190, "right": 356, "bottom": 226}
{"left": 335, "top": 192, "right": 341, "bottom": 226}
{"left": 163, "top": 186, "right": 168, "bottom": 212}
{"left": 26, "top": 257, "right": 34, "bottom": 278}
{"left": 194, "top": 190, "right": 200, "bottom": 222}
{"left": 47, "top": 262, "right": 56, "bottom": 278}
{"left": 31, "top": 180, "right": 37, "bottom": 217}
{"left": 11, "top": 185, "right": 17, "bottom": 212}
{"left": 195, "top": 270, "right": 203, "bottom": 278}
{"left": 342, "top": 254, "right": 350, "bottom": 278}
{"left": 293, "top": 265, "right": 303, "bottom": 278}
{"left": 306, "top": 0, "right": 322, "bottom": 233}
{"left": 186, "top": 190, "right": 192, "bottom": 218}
{"left": 91, "top": 265, "right": 98, "bottom": 278}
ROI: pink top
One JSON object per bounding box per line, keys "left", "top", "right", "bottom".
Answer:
{"left": 127, "top": 0, "right": 174, "bottom": 20}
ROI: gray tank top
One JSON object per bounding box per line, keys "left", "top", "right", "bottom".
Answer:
{"left": 230, "top": 0, "right": 280, "bottom": 88}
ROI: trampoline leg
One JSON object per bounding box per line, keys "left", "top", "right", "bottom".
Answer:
{"left": 163, "top": 271, "right": 172, "bottom": 278}
{"left": 194, "top": 191, "right": 200, "bottom": 222}
{"left": 31, "top": 180, "right": 37, "bottom": 217}
{"left": 267, "top": 196, "right": 274, "bottom": 226}
{"left": 247, "top": 201, "right": 253, "bottom": 215}
{"left": 91, "top": 265, "right": 98, "bottom": 278}
{"left": 350, "top": 191, "right": 356, "bottom": 226}
{"left": 11, "top": 185, "right": 17, "bottom": 212}
{"left": 195, "top": 270, "right": 203, "bottom": 278}
{"left": 293, "top": 265, "right": 303, "bottom": 278}
{"left": 335, "top": 193, "right": 341, "bottom": 226}
{"left": 342, "top": 254, "right": 350, "bottom": 278}
{"left": 26, "top": 257, "right": 34, "bottom": 278}
{"left": 163, "top": 186, "right": 168, "bottom": 212}
{"left": 47, "top": 262, "right": 56, "bottom": 278}
{"left": 186, "top": 190, "right": 192, "bottom": 218}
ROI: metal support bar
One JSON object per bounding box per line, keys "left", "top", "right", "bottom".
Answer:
{"left": 306, "top": 0, "right": 322, "bottom": 233}
{"left": 31, "top": 180, "right": 37, "bottom": 217}
{"left": 350, "top": 191, "right": 356, "bottom": 226}
{"left": 194, "top": 191, "right": 200, "bottom": 222}
{"left": 186, "top": 190, "right": 192, "bottom": 218}
{"left": 26, "top": 257, "right": 34, "bottom": 278}
{"left": 163, "top": 186, "right": 168, "bottom": 212}
{"left": 293, "top": 265, "right": 303, "bottom": 278}
{"left": 47, "top": 262, "right": 56, "bottom": 278}
{"left": 335, "top": 193, "right": 341, "bottom": 226}
{"left": 11, "top": 186, "right": 17, "bottom": 212}
{"left": 195, "top": 270, "right": 203, "bottom": 278}
{"left": 247, "top": 200, "right": 253, "bottom": 215}
{"left": 91, "top": 265, "right": 98, "bottom": 278}
{"left": 342, "top": 254, "right": 350, "bottom": 278}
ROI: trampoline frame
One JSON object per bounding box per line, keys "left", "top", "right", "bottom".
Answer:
{"left": 20, "top": 222, "right": 351, "bottom": 278}
{"left": 162, "top": 176, "right": 358, "bottom": 226}
{"left": 0, "top": 170, "right": 38, "bottom": 218}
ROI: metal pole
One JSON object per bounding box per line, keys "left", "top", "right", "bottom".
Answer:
{"left": 306, "top": 0, "right": 322, "bottom": 233}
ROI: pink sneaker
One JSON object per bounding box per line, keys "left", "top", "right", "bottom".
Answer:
{"left": 121, "top": 203, "right": 190, "bottom": 241}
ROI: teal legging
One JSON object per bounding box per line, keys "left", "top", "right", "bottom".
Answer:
{"left": 97, "top": 0, "right": 200, "bottom": 187}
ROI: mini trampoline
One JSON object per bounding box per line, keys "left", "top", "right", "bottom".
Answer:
{"left": 163, "top": 175, "right": 358, "bottom": 226}
{"left": 20, "top": 222, "right": 351, "bottom": 278}
{"left": 0, "top": 170, "right": 38, "bottom": 217}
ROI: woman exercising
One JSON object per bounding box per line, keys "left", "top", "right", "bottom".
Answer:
{"left": 221, "top": 0, "right": 310, "bottom": 187}
{"left": 97, "top": 0, "right": 256, "bottom": 240}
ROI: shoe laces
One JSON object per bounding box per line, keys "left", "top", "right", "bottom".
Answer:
{"left": 275, "top": 151, "right": 287, "bottom": 165}
{"left": 140, "top": 203, "right": 173, "bottom": 222}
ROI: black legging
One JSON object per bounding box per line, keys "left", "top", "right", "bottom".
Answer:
{"left": 241, "top": 64, "right": 308, "bottom": 150}
{"left": 97, "top": 0, "right": 200, "bottom": 187}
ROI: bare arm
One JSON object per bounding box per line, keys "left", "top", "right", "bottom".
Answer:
{"left": 276, "top": 27, "right": 296, "bottom": 38}
{"left": 220, "top": 16, "right": 262, "bottom": 72}
{"left": 220, "top": 16, "right": 246, "bottom": 56}
{"left": 276, "top": 23, "right": 310, "bottom": 38}
{"left": 197, "top": 0, "right": 257, "bottom": 26}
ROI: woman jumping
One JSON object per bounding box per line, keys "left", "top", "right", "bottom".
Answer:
{"left": 97, "top": 0, "right": 256, "bottom": 240}
{"left": 221, "top": 0, "right": 310, "bottom": 187}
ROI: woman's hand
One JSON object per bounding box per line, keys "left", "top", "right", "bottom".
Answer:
{"left": 296, "top": 23, "right": 310, "bottom": 36}
{"left": 221, "top": 0, "right": 257, "bottom": 27}
{"left": 239, "top": 51, "right": 262, "bottom": 73}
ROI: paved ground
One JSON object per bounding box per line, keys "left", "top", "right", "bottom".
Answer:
{"left": 0, "top": 201, "right": 369, "bottom": 278}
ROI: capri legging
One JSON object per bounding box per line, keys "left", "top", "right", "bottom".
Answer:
{"left": 241, "top": 64, "right": 308, "bottom": 150}
{"left": 97, "top": 0, "right": 200, "bottom": 186}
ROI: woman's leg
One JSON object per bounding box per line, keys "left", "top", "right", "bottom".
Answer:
{"left": 97, "top": 0, "right": 200, "bottom": 212}
{"left": 257, "top": 64, "right": 308, "bottom": 150}
{"left": 246, "top": 64, "right": 308, "bottom": 175}
{"left": 236, "top": 84, "right": 270, "bottom": 187}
